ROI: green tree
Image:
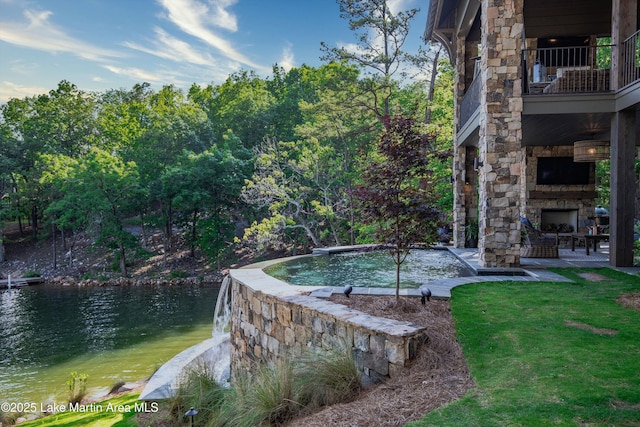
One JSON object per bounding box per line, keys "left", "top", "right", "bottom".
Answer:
{"left": 206, "top": 71, "right": 276, "bottom": 148}
{"left": 295, "top": 62, "right": 379, "bottom": 245}
{"left": 0, "top": 81, "right": 98, "bottom": 240}
{"left": 321, "top": 0, "right": 424, "bottom": 118}
{"left": 45, "top": 149, "right": 146, "bottom": 276}
{"left": 111, "top": 84, "right": 213, "bottom": 254}
{"left": 162, "top": 143, "right": 250, "bottom": 262}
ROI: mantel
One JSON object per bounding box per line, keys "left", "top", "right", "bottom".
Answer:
{"left": 529, "top": 191, "right": 598, "bottom": 200}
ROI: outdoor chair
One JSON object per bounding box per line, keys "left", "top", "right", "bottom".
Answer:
{"left": 520, "top": 217, "right": 559, "bottom": 258}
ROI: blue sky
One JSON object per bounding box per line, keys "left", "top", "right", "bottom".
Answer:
{"left": 0, "top": 0, "right": 429, "bottom": 103}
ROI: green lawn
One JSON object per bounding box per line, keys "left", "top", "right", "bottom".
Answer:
{"left": 409, "top": 268, "right": 640, "bottom": 427}
{"left": 16, "top": 393, "right": 141, "bottom": 427}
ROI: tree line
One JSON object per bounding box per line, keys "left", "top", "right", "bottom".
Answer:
{"left": 0, "top": 1, "right": 454, "bottom": 275}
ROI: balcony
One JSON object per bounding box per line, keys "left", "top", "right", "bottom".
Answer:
{"left": 523, "top": 44, "right": 614, "bottom": 95}
{"left": 458, "top": 40, "right": 640, "bottom": 134}
{"left": 621, "top": 29, "right": 640, "bottom": 88}
{"left": 459, "top": 70, "right": 481, "bottom": 131}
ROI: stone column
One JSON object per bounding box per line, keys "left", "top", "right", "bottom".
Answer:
{"left": 453, "top": 35, "right": 468, "bottom": 247}
{"left": 477, "top": 0, "right": 524, "bottom": 267}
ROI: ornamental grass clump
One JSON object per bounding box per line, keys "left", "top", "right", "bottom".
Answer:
{"left": 170, "top": 347, "right": 362, "bottom": 426}
{"left": 294, "top": 347, "right": 362, "bottom": 410}
{"left": 66, "top": 371, "right": 89, "bottom": 405}
{"left": 170, "top": 364, "right": 229, "bottom": 426}
{"left": 226, "top": 358, "right": 301, "bottom": 426}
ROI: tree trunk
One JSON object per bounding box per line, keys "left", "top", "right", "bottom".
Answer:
{"left": 0, "top": 228, "right": 4, "bottom": 263}
{"left": 395, "top": 250, "right": 401, "bottom": 300}
{"left": 190, "top": 209, "right": 198, "bottom": 257}
{"left": 52, "top": 221, "right": 57, "bottom": 269}
{"left": 140, "top": 212, "right": 148, "bottom": 248}
{"left": 119, "top": 243, "right": 127, "bottom": 277}
{"left": 424, "top": 48, "right": 441, "bottom": 125}
{"left": 31, "top": 205, "right": 38, "bottom": 240}
{"left": 303, "top": 224, "right": 320, "bottom": 247}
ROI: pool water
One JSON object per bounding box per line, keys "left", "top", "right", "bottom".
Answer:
{"left": 264, "top": 249, "right": 473, "bottom": 288}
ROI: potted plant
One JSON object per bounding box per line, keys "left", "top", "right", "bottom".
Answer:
{"left": 465, "top": 219, "right": 479, "bottom": 248}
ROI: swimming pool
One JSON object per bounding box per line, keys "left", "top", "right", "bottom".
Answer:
{"left": 263, "top": 248, "right": 473, "bottom": 289}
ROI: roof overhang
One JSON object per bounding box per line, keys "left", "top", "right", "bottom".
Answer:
{"left": 423, "top": 0, "right": 480, "bottom": 60}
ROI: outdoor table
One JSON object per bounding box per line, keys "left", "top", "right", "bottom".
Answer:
{"left": 571, "top": 234, "right": 609, "bottom": 255}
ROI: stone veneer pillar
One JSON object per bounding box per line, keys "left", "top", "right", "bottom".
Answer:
{"left": 452, "top": 35, "right": 468, "bottom": 247}
{"left": 477, "top": 0, "right": 524, "bottom": 267}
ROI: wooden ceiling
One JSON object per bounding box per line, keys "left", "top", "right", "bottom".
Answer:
{"left": 521, "top": 113, "right": 612, "bottom": 146}
{"left": 524, "top": 0, "right": 613, "bottom": 38}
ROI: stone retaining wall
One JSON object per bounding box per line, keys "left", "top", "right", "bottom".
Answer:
{"left": 229, "top": 267, "right": 428, "bottom": 383}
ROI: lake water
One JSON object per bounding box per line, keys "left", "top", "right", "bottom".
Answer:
{"left": 0, "top": 283, "right": 219, "bottom": 404}
{"left": 264, "top": 249, "right": 473, "bottom": 288}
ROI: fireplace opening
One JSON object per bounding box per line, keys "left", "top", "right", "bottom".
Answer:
{"left": 540, "top": 209, "right": 578, "bottom": 233}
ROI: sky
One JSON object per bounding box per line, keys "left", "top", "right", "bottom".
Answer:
{"left": 0, "top": 0, "right": 430, "bottom": 103}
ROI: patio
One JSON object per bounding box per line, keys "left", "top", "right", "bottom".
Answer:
{"left": 450, "top": 242, "right": 638, "bottom": 275}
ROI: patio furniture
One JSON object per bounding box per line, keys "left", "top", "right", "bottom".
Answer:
{"left": 543, "top": 69, "right": 610, "bottom": 94}
{"left": 520, "top": 217, "right": 559, "bottom": 258}
{"left": 571, "top": 233, "right": 609, "bottom": 255}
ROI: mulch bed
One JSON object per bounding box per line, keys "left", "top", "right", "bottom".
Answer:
{"left": 285, "top": 295, "right": 474, "bottom": 427}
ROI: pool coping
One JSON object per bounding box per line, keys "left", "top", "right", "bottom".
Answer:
{"left": 244, "top": 244, "right": 574, "bottom": 300}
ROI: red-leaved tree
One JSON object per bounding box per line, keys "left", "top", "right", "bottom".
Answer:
{"left": 352, "top": 115, "right": 442, "bottom": 299}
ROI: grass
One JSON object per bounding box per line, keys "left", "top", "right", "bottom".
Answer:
{"left": 16, "top": 393, "right": 141, "bottom": 427}
{"left": 409, "top": 267, "right": 640, "bottom": 426}
{"left": 169, "top": 347, "right": 362, "bottom": 426}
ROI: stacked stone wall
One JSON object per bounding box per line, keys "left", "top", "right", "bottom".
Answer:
{"left": 477, "top": 0, "right": 525, "bottom": 267}
{"left": 229, "top": 269, "right": 428, "bottom": 383}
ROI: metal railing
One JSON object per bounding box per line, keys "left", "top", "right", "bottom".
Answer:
{"left": 621, "top": 29, "right": 640, "bottom": 88}
{"left": 523, "top": 45, "right": 613, "bottom": 95}
{"left": 459, "top": 71, "right": 481, "bottom": 130}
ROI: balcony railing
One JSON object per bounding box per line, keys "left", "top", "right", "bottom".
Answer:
{"left": 523, "top": 45, "right": 613, "bottom": 95}
{"left": 621, "top": 29, "right": 640, "bottom": 88}
{"left": 459, "top": 70, "right": 481, "bottom": 130}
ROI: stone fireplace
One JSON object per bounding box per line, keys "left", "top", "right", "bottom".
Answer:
{"left": 523, "top": 146, "right": 597, "bottom": 236}
{"left": 540, "top": 209, "right": 578, "bottom": 233}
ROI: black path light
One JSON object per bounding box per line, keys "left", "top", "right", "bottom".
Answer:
{"left": 343, "top": 284, "right": 353, "bottom": 298}
{"left": 420, "top": 287, "right": 432, "bottom": 305}
{"left": 185, "top": 407, "right": 198, "bottom": 426}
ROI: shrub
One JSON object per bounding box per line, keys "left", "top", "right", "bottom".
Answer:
{"left": 66, "top": 371, "right": 89, "bottom": 404}
{"left": 23, "top": 270, "right": 41, "bottom": 278}
{"left": 168, "top": 270, "right": 189, "bottom": 280}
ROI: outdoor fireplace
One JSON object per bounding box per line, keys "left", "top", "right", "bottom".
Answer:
{"left": 540, "top": 209, "right": 578, "bottom": 233}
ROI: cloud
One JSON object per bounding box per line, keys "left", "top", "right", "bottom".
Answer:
{"left": 209, "top": 0, "right": 239, "bottom": 32}
{"left": 0, "top": 81, "right": 48, "bottom": 103}
{"left": 103, "top": 65, "right": 185, "bottom": 86}
{"left": 0, "top": 9, "right": 124, "bottom": 62}
{"left": 124, "top": 27, "right": 217, "bottom": 67}
{"left": 157, "top": 0, "right": 268, "bottom": 72}
{"left": 278, "top": 44, "right": 295, "bottom": 71}
{"left": 386, "top": 0, "right": 416, "bottom": 15}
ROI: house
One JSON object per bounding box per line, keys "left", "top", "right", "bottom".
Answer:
{"left": 424, "top": 0, "right": 638, "bottom": 268}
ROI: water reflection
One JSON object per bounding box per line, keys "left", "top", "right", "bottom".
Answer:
{"left": 0, "top": 283, "right": 219, "bottom": 402}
